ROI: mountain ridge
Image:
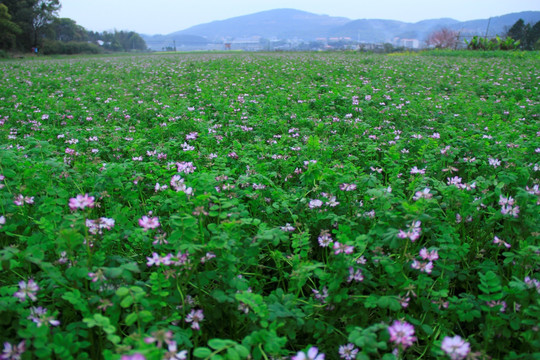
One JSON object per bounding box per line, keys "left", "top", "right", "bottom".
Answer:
{"left": 141, "top": 9, "right": 540, "bottom": 50}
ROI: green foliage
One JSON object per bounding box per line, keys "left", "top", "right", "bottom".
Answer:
{"left": 0, "top": 52, "right": 539, "bottom": 359}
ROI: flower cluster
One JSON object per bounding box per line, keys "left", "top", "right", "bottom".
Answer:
{"left": 339, "top": 183, "right": 357, "bottom": 191}
{"left": 13, "top": 194, "right": 34, "bottom": 206}
{"left": 1, "top": 341, "right": 25, "bottom": 360}
{"left": 338, "top": 344, "right": 358, "bottom": 360}
{"left": 139, "top": 215, "right": 160, "bottom": 231}
{"left": 411, "top": 248, "right": 439, "bottom": 274}
{"left": 499, "top": 195, "right": 520, "bottom": 218}
{"left": 146, "top": 251, "right": 190, "bottom": 267}
{"left": 388, "top": 320, "right": 416, "bottom": 350}
{"left": 397, "top": 221, "right": 422, "bottom": 242}
{"left": 333, "top": 242, "right": 354, "bottom": 255}
{"left": 28, "top": 306, "right": 60, "bottom": 327}
{"left": 170, "top": 175, "right": 193, "bottom": 196}
{"left": 185, "top": 309, "right": 204, "bottom": 330}
{"left": 441, "top": 335, "right": 470, "bottom": 360}
{"left": 69, "top": 193, "right": 95, "bottom": 211}
{"left": 413, "top": 188, "right": 433, "bottom": 201}
{"left": 292, "top": 347, "right": 325, "bottom": 360}
{"left": 493, "top": 236, "right": 511, "bottom": 249}
{"left": 176, "top": 161, "right": 196, "bottom": 174}
{"left": 85, "top": 217, "right": 115, "bottom": 235}
{"left": 13, "top": 279, "right": 39, "bottom": 302}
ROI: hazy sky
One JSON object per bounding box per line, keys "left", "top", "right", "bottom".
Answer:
{"left": 58, "top": 0, "right": 540, "bottom": 35}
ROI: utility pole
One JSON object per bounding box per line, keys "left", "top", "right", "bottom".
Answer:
{"left": 173, "top": 40, "right": 176, "bottom": 52}
{"left": 484, "top": 18, "right": 491, "bottom": 39}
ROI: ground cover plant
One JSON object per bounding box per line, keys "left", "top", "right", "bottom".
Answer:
{"left": 0, "top": 51, "right": 539, "bottom": 360}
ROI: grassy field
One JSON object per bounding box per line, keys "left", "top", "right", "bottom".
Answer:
{"left": 0, "top": 51, "right": 539, "bottom": 360}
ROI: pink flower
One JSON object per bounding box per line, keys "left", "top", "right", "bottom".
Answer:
{"left": 333, "top": 242, "right": 354, "bottom": 255}
{"left": 13, "top": 279, "right": 39, "bottom": 302}
{"left": 397, "top": 221, "right": 422, "bottom": 242}
{"left": 340, "top": 183, "right": 357, "bottom": 191}
{"left": 419, "top": 248, "right": 439, "bottom": 261}
{"left": 163, "top": 341, "right": 187, "bottom": 360}
{"left": 1, "top": 340, "right": 26, "bottom": 360}
{"left": 27, "top": 306, "right": 60, "bottom": 327}
{"left": 388, "top": 320, "right": 416, "bottom": 350}
{"left": 186, "top": 309, "right": 204, "bottom": 330}
{"left": 441, "top": 335, "right": 470, "bottom": 360}
{"left": 139, "top": 216, "right": 160, "bottom": 231}
{"left": 347, "top": 267, "right": 364, "bottom": 283}
{"left": 292, "top": 347, "right": 325, "bottom": 360}
{"left": 13, "top": 194, "right": 24, "bottom": 206}
{"left": 146, "top": 252, "right": 162, "bottom": 266}
{"left": 0, "top": 215, "right": 5, "bottom": 228}
{"left": 338, "top": 344, "right": 358, "bottom": 360}
{"left": 121, "top": 354, "right": 146, "bottom": 360}
{"left": 309, "top": 199, "right": 323, "bottom": 208}
{"left": 493, "top": 236, "right": 511, "bottom": 249}
{"left": 69, "top": 194, "right": 95, "bottom": 211}
{"left": 413, "top": 188, "right": 432, "bottom": 201}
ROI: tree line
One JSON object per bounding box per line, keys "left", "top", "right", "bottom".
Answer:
{"left": 426, "top": 18, "right": 540, "bottom": 51}
{"left": 0, "top": 0, "right": 147, "bottom": 55}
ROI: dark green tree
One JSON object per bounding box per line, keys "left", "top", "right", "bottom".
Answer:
{"left": 47, "top": 17, "right": 87, "bottom": 42}
{"left": 507, "top": 19, "right": 526, "bottom": 44}
{"left": 31, "top": 0, "right": 60, "bottom": 46}
{"left": 526, "top": 21, "right": 540, "bottom": 50}
{"left": 0, "top": 0, "right": 60, "bottom": 49}
{"left": 0, "top": 3, "right": 21, "bottom": 50}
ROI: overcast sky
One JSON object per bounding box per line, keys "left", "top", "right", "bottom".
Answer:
{"left": 58, "top": 0, "right": 540, "bottom": 35}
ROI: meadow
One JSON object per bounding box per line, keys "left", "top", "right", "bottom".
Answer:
{"left": 0, "top": 51, "right": 539, "bottom": 360}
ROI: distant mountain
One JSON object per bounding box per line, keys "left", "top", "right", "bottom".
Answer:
{"left": 141, "top": 9, "right": 540, "bottom": 50}
{"left": 445, "top": 11, "right": 540, "bottom": 37}
{"left": 179, "top": 9, "right": 350, "bottom": 40}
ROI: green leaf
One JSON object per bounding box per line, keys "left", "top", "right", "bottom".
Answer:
{"left": 125, "top": 313, "right": 138, "bottom": 326}
{"left": 208, "top": 339, "right": 228, "bottom": 350}
{"left": 194, "top": 347, "right": 212, "bottom": 358}
{"left": 226, "top": 347, "right": 240, "bottom": 360}
{"left": 120, "top": 295, "right": 134, "bottom": 308}
{"left": 116, "top": 287, "right": 129, "bottom": 297}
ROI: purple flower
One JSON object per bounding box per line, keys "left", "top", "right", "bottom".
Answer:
{"left": 347, "top": 267, "right": 364, "bottom": 283}
{"left": 309, "top": 199, "right": 323, "bottom": 209}
{"left": 139, "top": 216, "right": 160, "bottom": 231}
{"left": 146, "top": 252, "right": 162, "bottom": 267}
{"left": 413, "top": 188, "right": 432, "bottom": 201}
{"left": 388, "top": 320, "right": 416, "bottom": 350}
{"left": 186, "top": 309, "right": 204, "bottom": 330}
{"left": 441, "top": 335, "right": 470, "bottom": 360}
{"left": 419, "top": 248, "right": 439, "bottom": 261}
{"left": 121, "top": 354, "right": 146, "bottom": 360}
{"left": 163, "top": 341, "right": 187, "bottom": 360}
{"left": 493, "top": 236, "right": 511, "bottom": 249}
{"left": 339, "top": 183, "right": 357, "bottom": 191}
{"left": 333, "top": 242, "right": 354, "bottom": 255}
{"left": 338, "top": 343, "right": 358, "bottom": 360}
{"left": 1, "top": 341, "right": 25, "bottom": 360}
{"left": 28, "top": 307, "right": 60, "bottom": 327}
{"left": 0, "top": 215, "right": 5, "bottom": 228}
{"left": 13, "top": 279, "right": 39, "bottom": 302}
{"left": 318, "top": 230, "right": 332, "bottom": 247}
{"left": 69, "top": 194, "right": 95, "bottom": 211}
{"left": 397, "top": 221, "right": 422, "bottom": 242}
{"left": 292, "top": 347, "right": 325, "bottom": 360}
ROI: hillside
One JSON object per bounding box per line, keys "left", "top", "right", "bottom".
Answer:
{"left": 141, "top": 9, "right": 540, "bottom": 50}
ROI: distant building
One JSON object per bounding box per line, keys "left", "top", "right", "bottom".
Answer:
{"left": 230, "top": 37, "right": 262, "bottom": 51}
{"left": 394, "top": 38, "right": 420, "bottom": 49}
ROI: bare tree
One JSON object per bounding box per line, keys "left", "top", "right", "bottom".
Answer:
{"left": 426, "top": 28, "right": 459, "bottom": 49}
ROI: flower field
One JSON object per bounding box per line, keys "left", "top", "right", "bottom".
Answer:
{"left": 0, "top": 52, "right": 539, "bottom": 360}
